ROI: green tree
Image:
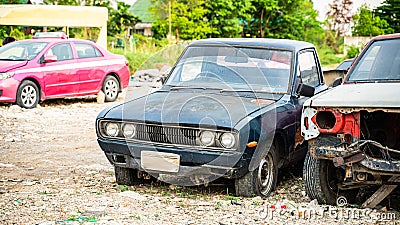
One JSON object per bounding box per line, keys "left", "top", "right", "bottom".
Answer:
{"left": 375, "top": 0, "right": 400, "bottom": 33}
{"left": 243, "top": 0, "right": 322, "bottom": 41}
{"left": 151, "top": 0, "right": 213, "bottom": 40}
{"left": 352, "top": 4, "right": 392, "bottom": 36}
{"left": 43, "top": 0, "right": 80, "bottom": 5}
{"left": 243, "top": 0, "right": 280, "bottom": 38}
{"left": 107, "top": 2, "right": 141, "bottom": 37}
{"left": 205, "top": 0, "right": 254, "bottom": 38}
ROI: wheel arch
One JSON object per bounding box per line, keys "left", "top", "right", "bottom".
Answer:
{"left": 104, "top": 72, "right": 122, "bottom": 92}
{"left": 19, "top": 77, "right": 43, "bottom": 101}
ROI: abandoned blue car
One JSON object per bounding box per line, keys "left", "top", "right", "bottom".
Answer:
{"left": 96, "top": 38, "right": 328, "bottom": 197}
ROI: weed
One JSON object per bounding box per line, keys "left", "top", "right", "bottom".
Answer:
{"left": 214, "top": 201, "right": 223, "bottom": 210}
{"left": 118, "top": 185, "right": 129, "bottom": 192}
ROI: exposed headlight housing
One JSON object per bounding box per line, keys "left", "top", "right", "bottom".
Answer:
{"left": 199, "top": 131, "right": 215, "bottom": 146}
{"left": 105, "top": 122, "right": 119, "bottom": 137}
{"left": 0, "top": 72, "right": 15, "bottom": 80}
{"left": 122, "top": 123, "right": 136, "bottom": 138}
{"left": 220, "top": 133, "right": 235, "bottom": 148}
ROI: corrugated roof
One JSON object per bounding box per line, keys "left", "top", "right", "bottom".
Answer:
{"left": 129, "top": 0, "right": 155, "bottom": 23}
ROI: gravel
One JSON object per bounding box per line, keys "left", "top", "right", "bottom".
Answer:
{"left": 0, "top": 85, "right": 398, "bottom": 225}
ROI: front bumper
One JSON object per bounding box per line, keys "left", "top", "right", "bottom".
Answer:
{"left": 310, "top": 138, "right": 400, "bottom": 174}
{"left": 0, "top": 78, "right": 19, "bottom": 102}
{"left": 98, "top": 138, "right": 249, "bottom": 179}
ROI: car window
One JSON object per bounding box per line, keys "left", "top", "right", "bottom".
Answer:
{"left": 0, "top": 41, "right": 48, "bottom": 61}
{"left": 347, "top": 38, "right": 400, "bottom": 82}
{"left": 167, "top": 46, "right": 293, "bottom": 94}
{"left": 74, "top": 43, "right": 102, "bottom": 58}
{"left": 298, "top": 50, "right": 320, "bottom": 87}
{"left": 45, "top": 43, "right": 73, "bottom": 61}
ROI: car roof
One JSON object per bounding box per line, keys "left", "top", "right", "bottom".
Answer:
{"left": 17, "top": 38, "right": 97, "bottom": 45}
{"left": 372, "top": 33, "right": 400, "bottom": 41}
{"left": 189, "top": 38, "right": 315, "bottom": 52}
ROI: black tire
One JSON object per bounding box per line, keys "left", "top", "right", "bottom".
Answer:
{"left": 16, "top": 80, "right": 39, "bottom": 109}
{"left": 303, "top": 150, "right": 358, "bottom": 205}
{"left": 235, "top": 142, "right": 278, "bottom": 197}
{"left": 102, "top": 76, "right": 119, "bottom": 102}
{"left": 114, "top": 166, "right": 138, "bottom": 186}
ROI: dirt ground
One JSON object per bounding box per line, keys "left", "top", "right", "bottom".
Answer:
{"left": 0, "top": 86, "right": 398, "bottom": 225}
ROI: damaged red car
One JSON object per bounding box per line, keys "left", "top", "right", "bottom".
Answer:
{"left": 301, "top": 33, "right": 400, "bottom": 208}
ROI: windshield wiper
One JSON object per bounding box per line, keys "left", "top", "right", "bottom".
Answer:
{"left": 220, "top": 89, "right": 284, "bottom": 94}
{"left": 0, "top": 58, "right": 26, "bottom": 61}
{"left": 170, "top": 85, "right": 223, "bottom": 91}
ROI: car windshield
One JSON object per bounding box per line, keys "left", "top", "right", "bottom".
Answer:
{"left": 0, "top": 41, "right": 48, "bottom": 61}
{"left": 166, "top": 46, "right": 293, "bottom": 94}
{"left": 347, "top": 38, "right": 400, "bottom": 82}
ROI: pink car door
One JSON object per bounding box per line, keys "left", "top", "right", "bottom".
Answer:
{"left": 73, "top": 42, "right": 105, "bottom": 94}
{"left": 41, "top": 43, "right": 79, "bottom": 97}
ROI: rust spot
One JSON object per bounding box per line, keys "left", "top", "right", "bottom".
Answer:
{"left": 251, "top": 99, "right": 274, "bottom": 105}
{"left": 294, "top": 127, "right": 304, "bottom": 149}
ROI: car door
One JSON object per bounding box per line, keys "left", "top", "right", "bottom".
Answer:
{"left": 289, "top": 49, "right": 327, "bottom": 160}
{"left": 41, "top": 43, "right": 78, "bottom": 97}
{"left": 73, "top": 42, "right": 105, "bottom": 94}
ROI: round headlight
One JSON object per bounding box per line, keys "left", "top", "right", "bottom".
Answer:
{"left": 220, "top": 133, "right": 235, "bottom": 148}
{"left": 105, "top": 122, "right": 119, "bottom": 137}
{"left": 200, "top": 131, "right": 215, "bottom": 146}
{"left": 122, "top": 123, "right": 136, "bottom": 138}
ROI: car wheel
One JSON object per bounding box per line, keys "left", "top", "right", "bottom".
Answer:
{"left": 102, "top": 76, "right": 119, "bottom": 102}
{"left": 235, "top": 142, "right": 278, "bottom": 197}
{"left": 303, "top": 150, "right": 358, "bottom": 205}
{"left": 114, "top": 166, "right": 139, "bottom": 186}
{"left": 16, "top": 80, "right": 39, "bottom": 109}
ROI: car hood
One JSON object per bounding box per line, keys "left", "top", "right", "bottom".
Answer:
{"left": 305, "top": 83, "right": 400, "bottom": 108}
{"left": 103, "top": 91, "right": 277, "bottom": 128}
{"left": 0, "top": 60, "right": 28, "bottom": 72}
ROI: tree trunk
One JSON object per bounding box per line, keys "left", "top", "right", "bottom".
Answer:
{"left": 260, "top": 8, "right": 264, "bottom": 38}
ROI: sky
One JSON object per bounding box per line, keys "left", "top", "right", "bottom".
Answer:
{"left": 313, "top": 0, "right": 385, "bottom": 21}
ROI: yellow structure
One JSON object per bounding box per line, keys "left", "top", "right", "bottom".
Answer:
{"left": 0, "top": 5, "right": 108, "bottom": 48}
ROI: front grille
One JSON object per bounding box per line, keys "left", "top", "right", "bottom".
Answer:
{"left": 98, "top": 120, "right": 238, "bottom": 151}
{"left": 135, "top": 124, "right": 199, "bottom": 146}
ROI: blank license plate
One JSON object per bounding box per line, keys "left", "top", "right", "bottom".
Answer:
{"left": 141, "top": 151, "right": 180, "bottom": 173}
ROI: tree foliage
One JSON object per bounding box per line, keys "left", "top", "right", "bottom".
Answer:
{"left": 151, "top": 0, "right": 323, "bottom": 43}
{"left": 107, "top": 2, "right": 141, "bottom": 37}
{"left": 375, "top": 0, "right": 400, "bottom": 33}
{"left": 151, "top": 0, "right": 213, "bottom": 40}
{"left": 205, "top": 0, "right": 254, "bottom": 38}
{"left": 352, "top": 4, "right": 392, "bottom": 36}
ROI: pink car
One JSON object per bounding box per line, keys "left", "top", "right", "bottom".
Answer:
{"left": 0, "top": 33, "right": 130, "bottom": 108}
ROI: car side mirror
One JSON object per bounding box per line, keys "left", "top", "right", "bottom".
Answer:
{"left": 297, "top": 83, "right": 315, "bottom": 97}
{"left": 43, "top": 55, "right": 58, "bottom": 63}
{"left": 332, "top": 77, "right": 343, "bottom": 87}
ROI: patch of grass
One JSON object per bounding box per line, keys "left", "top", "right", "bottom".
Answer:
{"left": 111, "top": 41, "right": 188, "bottom": 74}
{"left": 38, "top": 190, "right": 53, "bottom": 195}
{"left": 224, "top": 195, "right": 240, "bottom": 201}
{"left": 214, "top": 201, "right": 223, "bottom": 210}
{"left": 253, "top": 201, "right": 260, "bottom": 206}
{"left": 118, "top": 185, "right": 129, "bottom": 192}
{"left": 317, "top": 46, "right": 344, "bottom": 67}
{"left": 66, "top": 215, "right": 97, "bottom": 222}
